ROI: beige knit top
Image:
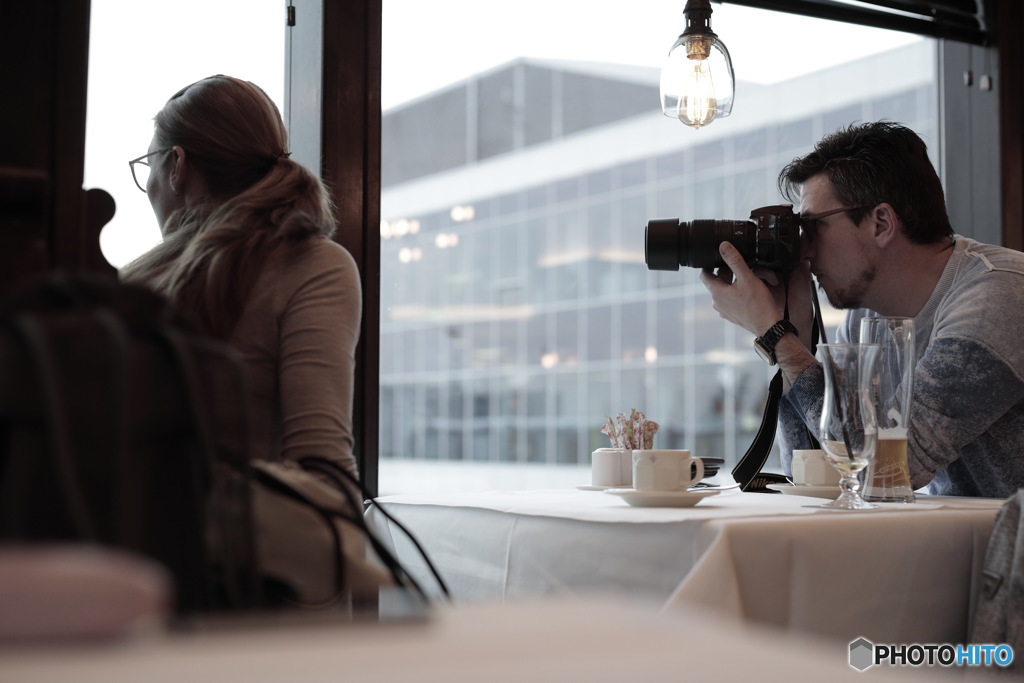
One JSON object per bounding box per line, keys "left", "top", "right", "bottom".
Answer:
{"left": 228, "top": 237, "right": 362, "bottom": 478}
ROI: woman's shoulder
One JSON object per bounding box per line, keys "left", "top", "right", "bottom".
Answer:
{"left": 287, "top": 236, "right": 357, "bottom": 270}
{"left": 233, "top": 237, "right": 360, "bottom": 342}
{"left": 265, "top": 236, "right": 358, "bottom": 287}
{"left": 244, "top": 237, "right": 359, "bottom": 309}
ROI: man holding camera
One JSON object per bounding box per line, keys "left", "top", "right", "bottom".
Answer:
{"left": 700, "top": 121, "right": 1024, "bottom": 498}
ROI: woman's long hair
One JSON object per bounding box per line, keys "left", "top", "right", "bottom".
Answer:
{"left": 121, "top": 75, "right": 336, "bottom": 339}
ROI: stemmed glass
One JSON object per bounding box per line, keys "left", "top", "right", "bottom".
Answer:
{"left": 816, "top": 343, "right": 881, "bottom": 510}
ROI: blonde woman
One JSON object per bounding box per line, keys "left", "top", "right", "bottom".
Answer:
{"left": 122, "top": 75, "right": 361, "bottom": 480}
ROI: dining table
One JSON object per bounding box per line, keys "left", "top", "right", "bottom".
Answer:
{"left": 365, "top": 485, "right": 1006, "bottom": 646}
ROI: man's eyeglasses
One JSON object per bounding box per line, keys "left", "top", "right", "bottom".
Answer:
{"left": 800, "top": 205, "right": 871, "bottom": 237}
{"left": 128, "top": 148, "right": 172, "bottom": 193}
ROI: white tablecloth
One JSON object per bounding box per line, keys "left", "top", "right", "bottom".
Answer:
{"left": 366, "top": 489, "right": 1004, "bottom": 644}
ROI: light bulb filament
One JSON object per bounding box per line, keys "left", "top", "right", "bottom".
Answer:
{"left": 679, "top": 60, "right": 717, "bottom": 129}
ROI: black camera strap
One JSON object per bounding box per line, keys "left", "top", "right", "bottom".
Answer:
{"left": 731, "top": 276, "right": 823, "bottom": 492}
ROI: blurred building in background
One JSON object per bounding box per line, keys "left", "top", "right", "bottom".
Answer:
{"left": 379, "top": 41, "right": 937, "bottom": 492}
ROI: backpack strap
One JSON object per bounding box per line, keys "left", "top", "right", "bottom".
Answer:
{"left": 3, "top": 314, "right": 99, "bottom": 539}
{"left": 158, "top": 326, "right": 261, "bottom": 609}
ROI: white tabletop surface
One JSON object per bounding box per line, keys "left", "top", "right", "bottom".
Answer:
{"left": 372, "top": 486, "right": 1003, "bottom": 520}
{"left": 366, "top": 489, "right": 1006, "bottom": 645}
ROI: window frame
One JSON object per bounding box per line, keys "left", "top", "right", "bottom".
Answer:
{"left": 285, "top": 0, "right": 383, "bottom": 495}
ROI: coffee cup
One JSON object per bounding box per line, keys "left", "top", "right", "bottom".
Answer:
{"left": 632, "top": 449, "right": 703, "bottom": 492}
{"left": 591, "top": 448, "right": 631, "bottom": 487}
{"left": 791, "top": 449, "right": 840, "bottom": 486}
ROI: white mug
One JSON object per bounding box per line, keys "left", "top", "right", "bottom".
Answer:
{"left": 792, "top": 449, "right": 840, "bottom": 486}
{"left": 632, "top": 449, "right": 703, "bottom": 492}
{"left": 592, "top": 448, "right": 631, "bottom": 487}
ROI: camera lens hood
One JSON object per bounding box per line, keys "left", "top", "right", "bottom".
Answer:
{"left": 645, "top": 219, "right": 682, "bottom": 271}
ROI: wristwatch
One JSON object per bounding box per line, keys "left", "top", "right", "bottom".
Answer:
{"left": 754, "top": 320, "right": 799, "bottom": 366}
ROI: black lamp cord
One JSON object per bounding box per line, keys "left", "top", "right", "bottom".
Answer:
{"left": 297, "top": 457, "right": 452, "bottom": 602}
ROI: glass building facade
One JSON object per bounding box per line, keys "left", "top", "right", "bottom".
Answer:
{"left": 379, "top": 43, "right": 937, "bottom": 486}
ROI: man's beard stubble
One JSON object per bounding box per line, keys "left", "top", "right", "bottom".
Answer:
{"left": 818, "top": 263, "right": 877, "bottom": 310}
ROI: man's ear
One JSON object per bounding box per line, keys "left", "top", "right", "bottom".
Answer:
{"left": 871, "top": 202, "right": 900, "bottom": 248}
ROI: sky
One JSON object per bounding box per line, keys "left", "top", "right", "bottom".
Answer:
{"left": 85, "top": 0, "right": 921, "bottom": 268}
{"left": 380, "top": 0, "right": 921, "bottom": 110}
{"left": 86, "top": 0, "right": 285, "bottom": 268}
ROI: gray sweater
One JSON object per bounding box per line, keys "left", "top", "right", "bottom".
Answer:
{"left": 780, "top": 237, "right": 1024, "bottom": 498}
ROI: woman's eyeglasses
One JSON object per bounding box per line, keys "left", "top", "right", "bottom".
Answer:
{"left": 128, "top": 148, "right": 171, "bottom": 193}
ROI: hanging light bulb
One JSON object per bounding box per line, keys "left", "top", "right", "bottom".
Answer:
{"left": 660, "top": 0, "right": 735, "bottom": 129}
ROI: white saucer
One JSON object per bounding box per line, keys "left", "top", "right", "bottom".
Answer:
{"left": 575, "top": 484, "right": 631, "bottom": 491}
{"left": 766, "top": 483, "right": 840, "bottom": 498}
{"left": 604, "top": 488, "right": 721, "bottom": 508}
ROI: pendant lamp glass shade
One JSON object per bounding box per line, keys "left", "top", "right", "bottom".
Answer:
{"left": 660, "top": 1, "right": 735, "bottom": 129}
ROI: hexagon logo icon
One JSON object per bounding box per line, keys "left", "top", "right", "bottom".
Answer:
{"left": 849, "top": 637, "right": 874, "bottom": 671}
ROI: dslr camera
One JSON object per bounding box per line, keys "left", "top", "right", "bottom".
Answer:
{"left": 645, "top": 204, "right": 801, "bottom": 272}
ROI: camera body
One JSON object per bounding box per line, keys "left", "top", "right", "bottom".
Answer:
{"left": 645, "top": 204, "right": 801, "bottom": 272}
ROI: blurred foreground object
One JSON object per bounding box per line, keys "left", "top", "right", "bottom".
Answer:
{"left": 0, "top": 545, "right": 170, "bottom": 641}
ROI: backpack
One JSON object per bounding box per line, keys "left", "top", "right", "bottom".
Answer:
{"left": 0, "top": 272, "right": 259, "bottom": 613}
{"left": 0, "top": 272, "right": 438, "bottom": 618}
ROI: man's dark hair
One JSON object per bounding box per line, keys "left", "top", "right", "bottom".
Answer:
{"left": 778, "top": 121, "right": 954, "bottom": 244}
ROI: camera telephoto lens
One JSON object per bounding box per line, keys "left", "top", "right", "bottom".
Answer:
{"left": 645, "top": 218, "right": 754, "bottom": 270}
{"left": 644, "top": 205, "right": 801, "bottom": 273}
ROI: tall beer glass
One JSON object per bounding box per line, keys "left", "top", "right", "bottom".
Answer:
{"left": 860, "top": 317, "right": 916, "bottom": 503}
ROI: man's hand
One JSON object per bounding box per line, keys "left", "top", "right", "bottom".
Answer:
{"left": 699, "top": 242, "right": 797, "bottom": 336}
{"left": 699, "top": 242, "right": 818, "bottom": 389}
{"left": 754, "top": 263, "right": 815, "bottom": 353}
